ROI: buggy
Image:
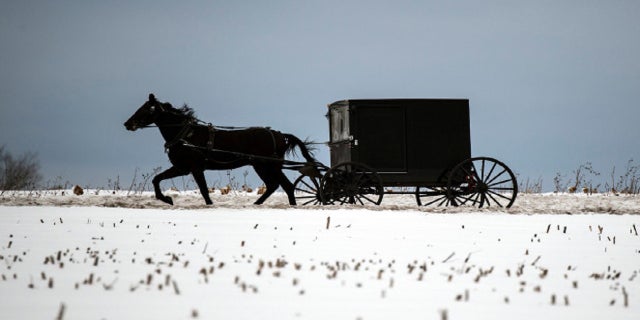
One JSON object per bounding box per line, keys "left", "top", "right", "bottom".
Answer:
{"left": 293, "top": 99, "right": 518, "bottom": 207}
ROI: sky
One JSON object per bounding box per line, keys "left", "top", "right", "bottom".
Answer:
{"left": 1, "top": 0, "right": 639, "bottom": 191}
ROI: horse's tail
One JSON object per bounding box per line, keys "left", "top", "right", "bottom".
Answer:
{"left": 283, "top": 133, "right": 318, "bottom": 164}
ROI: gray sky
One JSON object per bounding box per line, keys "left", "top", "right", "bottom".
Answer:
{"left": 1, "top": 0, "right": 639, "bottom": 190}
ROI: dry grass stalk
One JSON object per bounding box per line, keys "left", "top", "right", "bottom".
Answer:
{"left": 172, "top": 280, "right": 180, "bottom": 295}
{"left": 55, "top": 303, "right": 66, "bottom": 320}
{"left": 442, "top": 252, "right": 455, "bottom": 263}
{"left": 439, "top": 309, "right": 448, "bottom": 320}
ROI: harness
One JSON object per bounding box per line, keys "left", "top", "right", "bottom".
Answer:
{"left": 138, "top": 116, "right": 324, "bottom": 174}
{"left": 163, "top": 119, "right": 196, "bottom": 151}
{"left": 207, "top": 123, "right": 215, "bottom": 150}
{"left": 152, "top": 119, "right": 279, "bottom": 162}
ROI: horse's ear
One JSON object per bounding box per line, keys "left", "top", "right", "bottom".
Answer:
{"left": 149, "top": 93, "right": 156, "bottom": 102}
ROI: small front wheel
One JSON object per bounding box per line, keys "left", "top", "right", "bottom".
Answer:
{"left": 415, "top": 186, "right": 459, "bottom": 207}
{"left": 293, "top": 174, "right": 323, "bottom": 205}
{"left": 320, "top": 162, "right": 384, "bottom": 205}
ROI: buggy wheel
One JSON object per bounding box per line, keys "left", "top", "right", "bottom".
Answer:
{"left": 320, "top": 162, "right": 384, "bottom": 205}
{"left": 293, "top": 174, "right": 323, "bottom": 205}
{"left": 447, "top": 157, "right": 518, "bottom": 208}
{"left": 415, "top": 186, "right": 460, "bottom": 207}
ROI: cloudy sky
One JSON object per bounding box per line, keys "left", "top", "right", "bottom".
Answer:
{"left": 1, "top": 0, "right": 638, "bottom": 190}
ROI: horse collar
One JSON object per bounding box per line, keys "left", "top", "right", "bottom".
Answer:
{"left": 163, "top": 121, "right": 194, "bottom": 151}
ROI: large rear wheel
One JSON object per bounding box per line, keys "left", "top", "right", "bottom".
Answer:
{"left": 447, "top": 157, "right": 518, "bottom": 208}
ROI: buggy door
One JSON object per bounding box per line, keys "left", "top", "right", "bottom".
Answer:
{"left": 354, "top": 106, "right": 407, "bottom": 173}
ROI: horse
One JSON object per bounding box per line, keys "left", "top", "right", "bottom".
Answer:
{"left": 124, "top": 94, "right": 318, "bottom": 205}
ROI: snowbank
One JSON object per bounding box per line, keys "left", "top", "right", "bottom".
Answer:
{"left": 1, "top": 190, "right": 639, "bottom": 214}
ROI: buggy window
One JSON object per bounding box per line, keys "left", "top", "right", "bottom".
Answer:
{"left": 330, "top": 107, "right": 350, "bottom": 143}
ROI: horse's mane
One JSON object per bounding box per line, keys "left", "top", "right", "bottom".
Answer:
{"left": 165, "top": 102, "right": 197, "bottom": 121}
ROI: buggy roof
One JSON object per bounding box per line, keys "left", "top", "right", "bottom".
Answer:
{"left": 328, "top": 98, "right": 469, "bottom": 108}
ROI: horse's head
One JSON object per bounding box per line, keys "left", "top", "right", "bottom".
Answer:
{"left": 124, "top": 94, "right": 165, "bottom": 131}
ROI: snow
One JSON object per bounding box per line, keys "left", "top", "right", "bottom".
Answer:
{"left": 1, "top": 191, "right": 639, "bottom": 319}
{"left": 2, "top": 189, "right": 640, "bottom": 214}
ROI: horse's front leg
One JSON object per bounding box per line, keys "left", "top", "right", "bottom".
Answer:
{"left": 152, "top": 166, "right": 188, "bottom": 205}
{"left": 191, "top": 169, "right": 213, "bottom": 205}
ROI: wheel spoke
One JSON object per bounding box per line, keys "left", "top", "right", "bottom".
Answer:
{"left": 487, "top": 189, "right": 514, "bottom": 201}
{"left": 301, "top": 198, "right": 319, "bottom": 205}
{"left": 416, "top": 188, "right": 446, "bottom": 207}
{"left": 456, "top": 193, "right": 476, "bottom": 206}
{"left": 486, "top": 168, "right": 507, "bottom": 185}
{"left": 421, "top": 197, "right": 442, "bottom": 206}
{"left": 471, "top": 193, "right": 482, "bottom": 206}
{"left": 360, "top": 194, "right": 379, "bottom": 205}
{"left": 485, "top": 161, "right": 498, "bottom": 183}
{"left": 485, "top": 191, "right": 504, "bottom": 208}
{"left": 484, "top": 193, "right": 491, "bottom": 207}
{"left": 488, "top": 178, "right": 513, "bottom": 188}
{"left": 467, "top": 192, "right": 481, "bottom": 206}
{"left": 295, "top": 187, "right": 316, "bottom": 195}
{"left": 489, "top": 187, "right": 515, "bottom": 191}
{"left": 300, "top": 179, "right": 317, "bottom": 190}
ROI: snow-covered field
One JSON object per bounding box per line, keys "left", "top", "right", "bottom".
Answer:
{"left": 1, "top": 191, "right": 639, "bottom": 319}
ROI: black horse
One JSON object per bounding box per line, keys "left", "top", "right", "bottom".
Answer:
{"left": 124, "top": 94, "right": 317, "bottom": 205}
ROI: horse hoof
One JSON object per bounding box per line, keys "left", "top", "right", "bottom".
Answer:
{"left": 162, "top": 197, "right": 173, "bottom": 205}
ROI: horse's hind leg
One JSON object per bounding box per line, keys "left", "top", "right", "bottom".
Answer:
{"left": 253, "top": 166, "right": 280, "bottom": 205}
{"left": 191, "top": 169, "right": 213, "bottom": 205}
{"left": 279, "top": 171, "right": 296, "bottom": 205}
{"left": 153, "top": 166, "right": 189, "bottom": 205}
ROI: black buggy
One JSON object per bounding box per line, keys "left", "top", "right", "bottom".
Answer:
{"left": 293, "top": 99, "right": 518, "bottom": 208}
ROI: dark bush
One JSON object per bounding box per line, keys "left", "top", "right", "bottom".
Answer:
{"left": 0, "top": 146, "right": 42, "bottom": 190}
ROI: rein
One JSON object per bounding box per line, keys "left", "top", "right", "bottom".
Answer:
{"left": 138, "top": 123, "right": 258, "bottom": 131}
